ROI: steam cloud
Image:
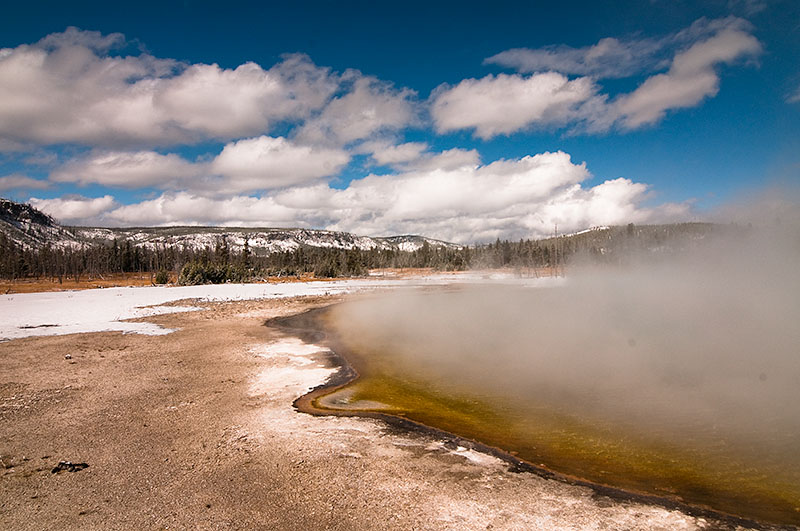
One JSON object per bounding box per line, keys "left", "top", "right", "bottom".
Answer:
{"left": 332, "top": 211, "right": 800, "bottom": 465}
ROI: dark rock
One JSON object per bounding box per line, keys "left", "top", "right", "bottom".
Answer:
{"left": 51, "top": 461, "right": 89, "bottom": 474}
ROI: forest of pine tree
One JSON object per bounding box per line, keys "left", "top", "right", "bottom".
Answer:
{"left": 0, "top": 223, "right": 719, "bottom": 284}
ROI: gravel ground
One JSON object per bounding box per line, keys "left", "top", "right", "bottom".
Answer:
{"left": 0, "top": 295, "right": 748, "bottom": 530}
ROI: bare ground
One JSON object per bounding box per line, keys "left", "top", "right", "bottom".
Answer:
{"left": 0, "top": 295, "right": 737, "bottom": 530}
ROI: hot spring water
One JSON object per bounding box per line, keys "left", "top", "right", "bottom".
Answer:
{"left": 317, "top": 270, "right": 800, "bottom": 524}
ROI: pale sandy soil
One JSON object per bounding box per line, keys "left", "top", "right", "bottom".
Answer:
{"left": 0, "top": 294, "right": 749, "bottom": 530}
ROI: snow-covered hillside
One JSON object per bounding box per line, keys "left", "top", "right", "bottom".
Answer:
{"left": 73, "top": 227, "right": 459, "bottom": 255}
{"left": 1, "top": 198, "right": 458, "bottom": 254}
{"left": 0, "top": 198, "right": 83, "bottom": 250}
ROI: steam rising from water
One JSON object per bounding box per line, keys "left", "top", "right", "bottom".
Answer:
{"left": 333, "top": 221, "right": 800, "bottom": 464}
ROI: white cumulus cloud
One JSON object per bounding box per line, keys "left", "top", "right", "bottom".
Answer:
{"left": 210, "top": 136, "right": 350, "bottom": 191}
{"left": 431, "top": 72, "right": 598, "bottom": 138}
{"left": 29, "top": 194, "right": 117, "bottom": 224}
{"left": 0, "top": 174, "right": 50, "bottom": 191}
{"left": 362, "top": 142, "right": 481, "bottom": 172}
{"left": 405, "top": 148, "right": 482, "bottom": 172}
{"left": 106, "top": 193, "right": 300, "bottom": 227}
{"left": 0, "top": 28, "right": 340, "bottom": 147}
{"left": 296, "top": 75, "right": 418, "bottom": 146}
{"left": 48, "top": 136, "right": 351, "bottom": 194}
{"left": 60, "top": 150, "right": 689, "bottom": 241}
{"left": 443, "top": 17, "right": 761, "bottom": 137}
{"left": 51, "top": 151, "right": 200, "bottom": 188}
{"left": 368, "top": 141, "right": 429, "bottom": 166}
{"left": 615, "top": 24, "right": 762, "bottom": 128}
{"left": 485, "top": 36, "right": 666, "bottom": 79}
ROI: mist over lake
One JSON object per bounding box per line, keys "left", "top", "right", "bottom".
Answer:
{"left": 328, "top": 226, "right": 800, "bottom": 523}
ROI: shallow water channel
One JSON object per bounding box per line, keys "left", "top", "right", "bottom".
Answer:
{"left": 313, "top": 286, "right": 800, "bottom": 526}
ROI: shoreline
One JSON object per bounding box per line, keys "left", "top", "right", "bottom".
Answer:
{"left": 273, "top": 306, "right": 785, "bottom": 531}
{"left": 2, "top": 290, "right": 786, "bottom": 529}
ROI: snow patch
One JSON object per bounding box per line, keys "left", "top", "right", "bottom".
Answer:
{"left": 250, "top": 338, "right": 330, "bottom": 358}
{"left": 0, "top": 274, "right": 555, "bottom": 341}
{"left": 248, "top": 338, "right": 337, "bottom": 398}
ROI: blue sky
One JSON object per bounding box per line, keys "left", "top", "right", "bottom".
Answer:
{"left": 0, "top": 0, "right": 798, "bottom": 242}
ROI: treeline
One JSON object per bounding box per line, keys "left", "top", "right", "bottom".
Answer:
{"left": 0, "top": 233, "right": 472, "bottom": 283}
{"left": 0, "top": 223, "right": 718, "bottom": 283}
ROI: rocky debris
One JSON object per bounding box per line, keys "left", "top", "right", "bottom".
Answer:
{"left": 1, "top": 455, "right": 18, "bottom": 469}
{"left": 51, "top": 461, "right": 89, "bottom": 474}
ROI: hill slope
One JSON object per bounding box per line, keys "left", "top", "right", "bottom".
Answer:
{"left": 73, "top": 226, "right": 459, "bottom": 255}
{"left": 0, "top": 198, "right": 82, "bottom": 250}
{"left": 1, "top": 198, "right": 458, "bottom": 255}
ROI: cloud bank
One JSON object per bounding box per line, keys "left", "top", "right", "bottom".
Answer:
{"left": 31, "top": 151, "right": 688, "bottom": 242}
{"left": 0, "top": 27, "right": 412, "bottom": 148}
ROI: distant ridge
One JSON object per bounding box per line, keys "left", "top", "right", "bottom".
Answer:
{"left": 74, "top": 226, "right": 461, "bottom": 255}
{"left": 0, "top": 198, "right": 459, "bottom": 255}
{"left": 2, "top": 198, "right": 719, "bottom": 260}
{"left": 0, "top": 198, "right": 81, "bottom": 250}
